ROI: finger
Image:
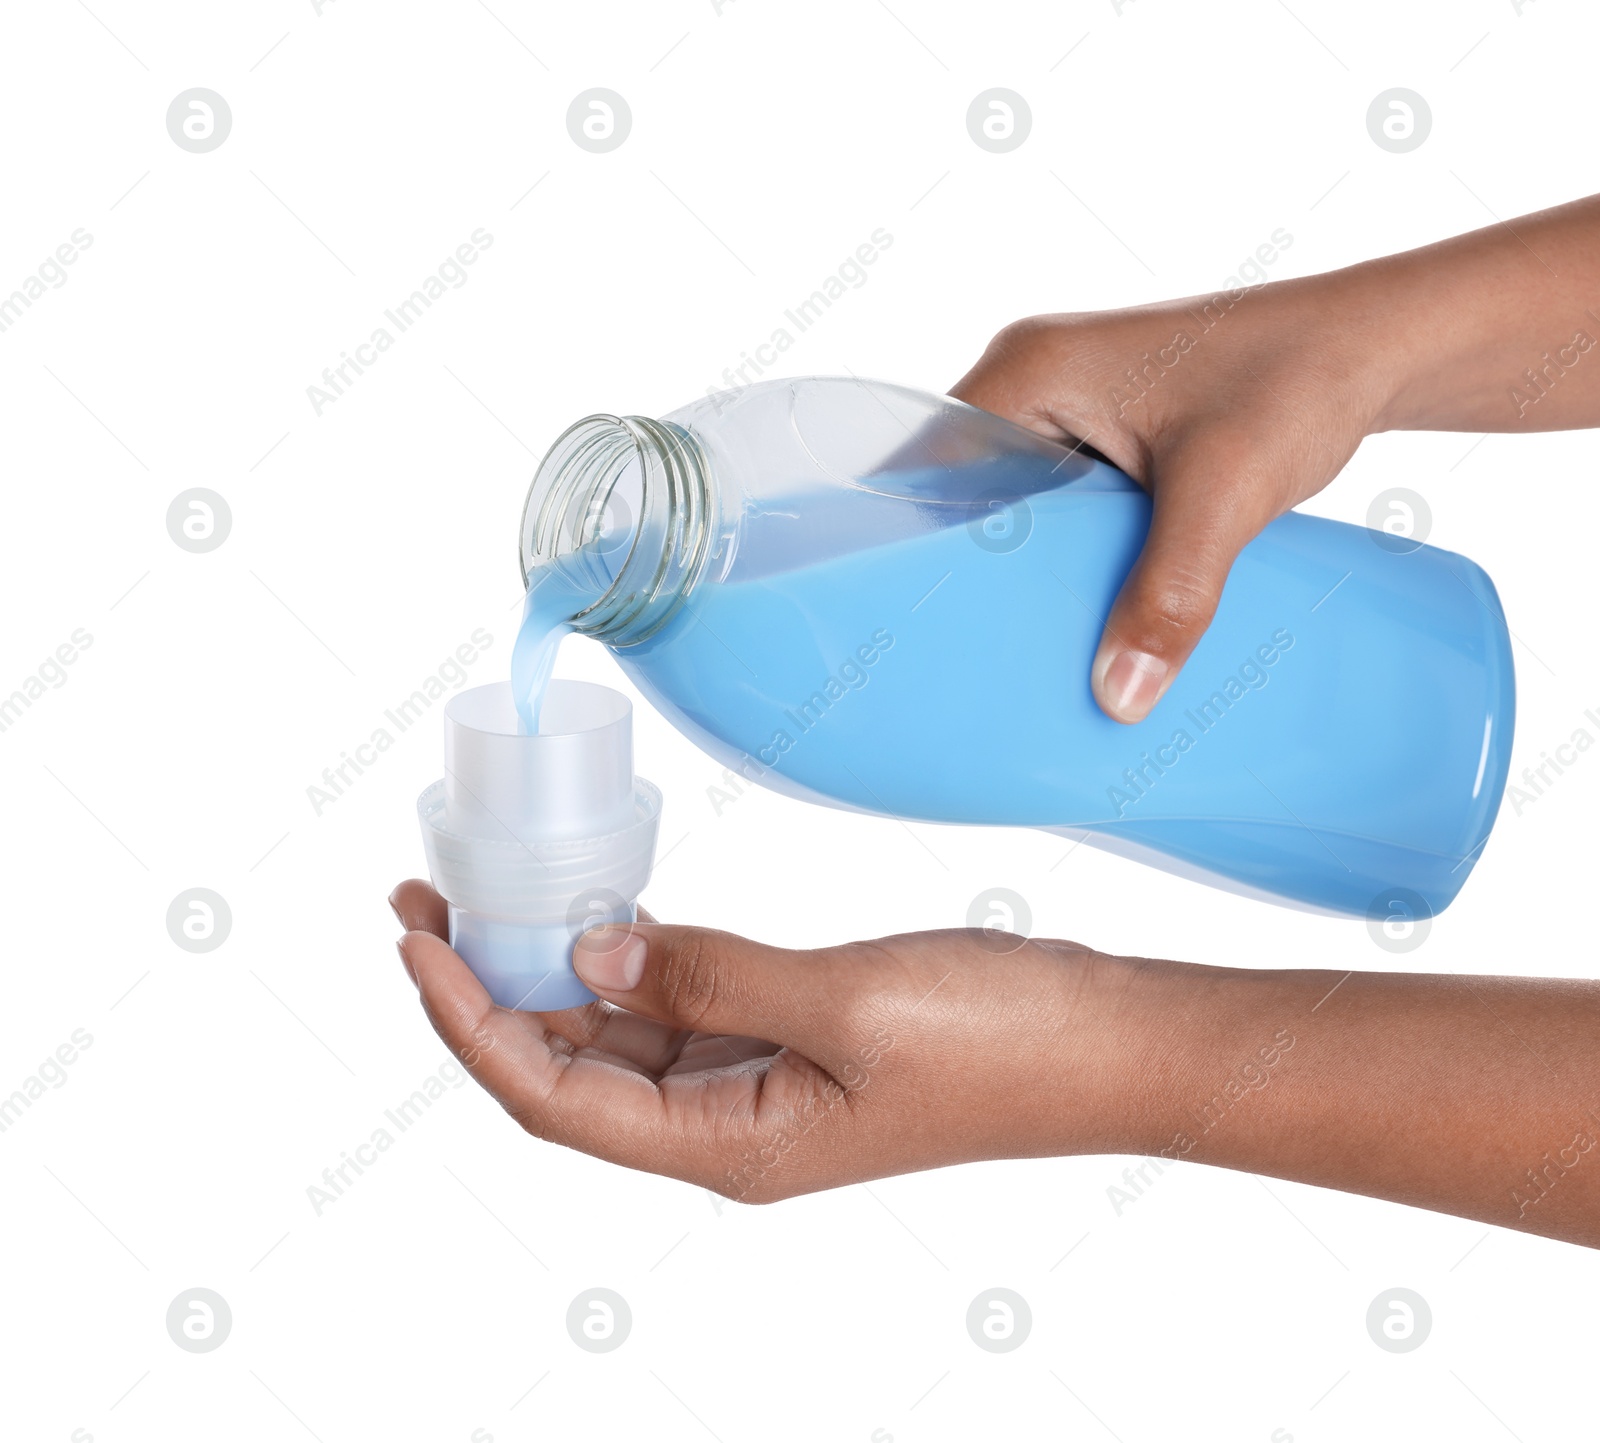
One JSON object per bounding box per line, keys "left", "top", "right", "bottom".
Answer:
{"left": 390, "top": 878, "right": 448, "bottom": 939}
{"left": 401, "top": 927, "right": 698, "bottom": 1173}
{"left": 390, "top": 891, "right": 702, "bottom": 1075}
{"left": 572, "top": 923, "right": 865, "bottom": 1070}
{"left": 665, "top": 1033, "right": 783, "bottom": 1077}
{"left": 949, "top": 320, "right": 1079, "bottom": 440}
{"left": 541, "top": 1001, "right": 698, "bottom": 1078}
{"left": 1091, "top": 445, "right": 1279, "bottom": 723}
{"left": 540, "top": 989, "right": 779, "bottom": 1080}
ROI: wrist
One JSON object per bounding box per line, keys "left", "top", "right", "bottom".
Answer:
{"left": 1039, "top": 948, "right": 1207, "bottom": 1159}
{"left": 1258, "top": 264, "right": 1419, "bottom": 440}
{"left": 1332, "top": 254, "right": 1463, "bottom": 435}
{"left": 1061, "top": 952, "right": 1316, "bottom": 1165}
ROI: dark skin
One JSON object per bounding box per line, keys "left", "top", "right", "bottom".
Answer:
{"left": 397, "top": 196, "right": 1600, "bottom": 1247}
{"left": 949, "top": 195, "right": 1600, "bottom": 721}
{"left": 395, "top": 880, "right": 1600, "bottom": 1247}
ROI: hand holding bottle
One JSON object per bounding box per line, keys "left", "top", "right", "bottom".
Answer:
{"left": 952, "top": 194, "right": 1600, "bottom": 722}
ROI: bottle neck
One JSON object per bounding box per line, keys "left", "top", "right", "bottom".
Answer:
{"left": 520, "top": 413, "right": 713, "bottom": 646}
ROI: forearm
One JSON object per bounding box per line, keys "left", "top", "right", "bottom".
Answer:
{"left": 1096, "top": 955, "right": 1600, "bottom": 1247}
{"left": 1331, "top": 194, "right": 1600, "bottom": 434}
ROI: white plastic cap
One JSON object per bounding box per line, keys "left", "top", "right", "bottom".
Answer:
{"left": 417, "top": 679, "right": 661, "bottom": 1011}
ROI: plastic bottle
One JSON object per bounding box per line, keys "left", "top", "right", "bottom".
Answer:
{"left": 513, "top": 376, "right": 1515, "bottom": 921}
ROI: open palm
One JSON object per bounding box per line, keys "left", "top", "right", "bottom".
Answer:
{"left": 392, "top": 877, "right": 1097, "bottom": 1200}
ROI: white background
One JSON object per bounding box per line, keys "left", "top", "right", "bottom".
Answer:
{"left": 2, "top": 1, "right": 1597, "bottom": 1439}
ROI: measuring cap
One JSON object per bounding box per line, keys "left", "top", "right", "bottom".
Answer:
{"left": 417, "top": 679, "right": 661, "bottom": 1011}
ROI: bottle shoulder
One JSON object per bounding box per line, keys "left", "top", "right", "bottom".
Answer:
{"left": 665, "top": 376, "right": 1139, "bottom": 584}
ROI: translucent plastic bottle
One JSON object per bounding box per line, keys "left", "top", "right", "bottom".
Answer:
{"left": 515, "top": 377, "right": 1515, "bottom": 919}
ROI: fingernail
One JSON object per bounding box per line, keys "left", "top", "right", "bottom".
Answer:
{"left": 396, "top": 938, "right": 417, "bottom": 985}
{"left": 573, "top": 927, "right": 647, "bottom": 992}
{"left": 1101, "top": 650, "right": 1168, "bottom": 722}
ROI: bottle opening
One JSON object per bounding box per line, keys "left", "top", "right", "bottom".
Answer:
{"left": 520, "top": 413, "right": 713, "bottom": 646}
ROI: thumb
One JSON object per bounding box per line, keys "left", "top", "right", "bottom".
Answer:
{"left": 1092, "top": 451, "right": 1276, "bottom": 723}
{"left": 573, "top": 922, "right": 856, "bottom": 1060}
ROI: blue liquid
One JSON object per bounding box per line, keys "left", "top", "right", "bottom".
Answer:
{"left": 511, "top": 565, "right": 590, "bottom": 734}
{"left": 518, "top": 461, "right": 1515, "bottom": 916}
